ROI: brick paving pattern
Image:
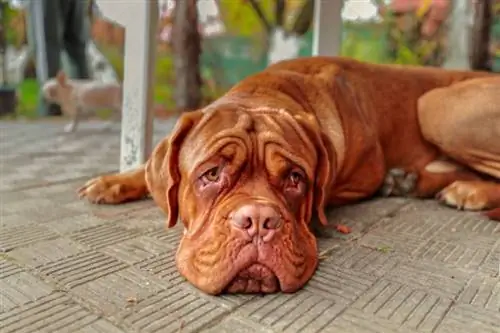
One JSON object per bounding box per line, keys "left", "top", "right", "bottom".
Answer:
{"left": 1, "top": 120, "right": 499, "bottom": 333}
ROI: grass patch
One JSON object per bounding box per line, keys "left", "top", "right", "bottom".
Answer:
{"left": 15, "top": 79, "right": 39, "bottom": 119}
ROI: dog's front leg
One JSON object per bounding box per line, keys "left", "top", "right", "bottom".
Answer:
{"left": 64, "top": 106, "right": 81, "bottom": 133}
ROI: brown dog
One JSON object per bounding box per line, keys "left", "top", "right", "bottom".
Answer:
{"left": 78, "top": 57, "right": 500, "bottom": 295}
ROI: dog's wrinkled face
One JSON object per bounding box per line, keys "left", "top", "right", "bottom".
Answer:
{"left": 146, "top": 107, "right": 331, "bottom": 295}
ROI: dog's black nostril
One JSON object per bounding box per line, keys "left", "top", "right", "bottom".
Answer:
{"left": 262, "top": 217, "right": 280, "bottom": 230}
{"left": 242, "top": 217, "right": 253, "bottom": 229}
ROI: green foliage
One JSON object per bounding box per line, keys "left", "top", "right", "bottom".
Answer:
{"left": 219, "top": 0, "right": 274, "bottom": 37}
{"left": 99, "top": 45, "right": 124, "bottom": 81}
{"left": 384, "top": 11, "right": 446, "bottom": 67}
{"left": 99, "top": 45, "right": 178, "bottom": 110}
{"left": 0, "top": 1, "right": 20, "bottom": 47}
{"left": 14, "top": 78, "right": 39, "bottom": 119}
{"left": 341, "top": 22, "right": 388, "bottom": 64}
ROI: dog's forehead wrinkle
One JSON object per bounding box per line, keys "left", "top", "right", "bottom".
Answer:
{"left": 180, "top": 105, "right": 317, "bottom": 179}
{"left": 180, "top": 115, "right": 254, "bottom": 172}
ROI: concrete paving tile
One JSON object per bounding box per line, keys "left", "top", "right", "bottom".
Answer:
{"left": 38, "top": 251, "right": 128, "bottom": 288}
{"left": 0, "top": 225, "right": 59, "bottom": 252}
{"left": 323, "top": 245, "right": 403, "bottom": 277}
{"left": 351, "top": 280, "right": 453, "bottom": 332}
{"left": 319, "top": 198, "right": 408, "bottom": 242}
{"left": 374, "top": 201, "right": 462, "bottom": 236}
{"left": 0, "top": 292, "right": 101, "bottom": 333}
{"left": 71, "top": 267, "right": 170, "bottom": 317}
{"left": 146, "top": 224, "right": 182, "bottom": 248}
{"left": 2, "top": 120, "right": 500, "bottom": 333}
{"left": 316, "top": 237, "right": 343, "bottom": 253}
{"left": 1, "top": 178, "right": 52, "bottom": 192}
{"left": 0, "top": 191, "right": 32, "bottom": 205}
{"left": 0, "top": 257, "right": 24, "bottom": 278}
{"left": 479, "top": 241, "right": 500, "bottom": 277}
{"left": 457, "top": 275, "right": 500, "bottom": 312}
{"left": 0, "top": 272, "right": 54, "bottom": 312}
{"left": 432, "top": 213, "right": 500, "bottom": 237}
{"left": 68, "top": 319, "right": 125, "bottom": 333}
{"left": 134, "top": 251, "right": 185, "bottom": 287}
{"left": 62, "top": 199, "right": 153, "bottom": 219}
{"left": 101, "top": 236, "right": 171, "bottom": 265}
{"left": 434, "top": 304, "right": 500, "bottom": 333}
{"left": 182, "top": 283, "right": 256, "bottom": 311}
{"left": 115, "top": 286, "right": 228, "bottom": 333}
{"left": 20, "top": 181, "right": 82, "bottom": 197}
{"left": 305, "top": 262, "right": 378, "bottom": 303}
{"left": 411, "top": 236, "right": 497, "bottom": 271}
{"left": 236, "top": 291, "right": 347, "bottom": 333}
{"left": 43, "top": 172, "right": 90, "bottom": 183}
{"left": 325, "top": 198, "right": 408, "bottom": 229}
{"left": 1, "top": 198, "right": 56, "bottom": 216}
{"left": 8, "top": 238, "right": 90, "bottom": 268}
{"left": 0, "top": 213, "right": 37, "bottom": 229}
{"left": 383, "top": 259, "right": 472, "bottom": 299}
{"left": 359, "top": 230, "right": 433, "bottom": 256}
{"left": 13, "top": 205, "right": 83, "bottom": 224}
{"left": 203, "top": 315, "right": 274, "bottom": 333}
{"left": 44, "top": 213, "right": 111, "bottom": 235}
{"left": 327, "top": 308, "right": 416, "bottom": 333}
{"left": 117, "top": 208, "right": 167, "bottom": 233}
{"left": 69, "top": 223, "right": 139, "bottom": 249}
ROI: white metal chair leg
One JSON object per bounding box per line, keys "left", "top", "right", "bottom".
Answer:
{"left": 312, "top": 0, "right": 343, "bottom": 56}
{"left": 95, "top": 0, "right": 158, "bottom": 172}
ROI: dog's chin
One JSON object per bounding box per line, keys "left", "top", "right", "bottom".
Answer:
{"left": 224, "top": 263, "right": 280, "bottom": 293}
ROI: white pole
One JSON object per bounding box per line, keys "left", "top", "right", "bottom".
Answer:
{"left": 443, "top": 0, "right": 471, "bottom": 70}
{"left": 312, "top": 0, "right": 343, "bottom": 56}
{"left": 96, "top": 0, "right": 158, "bottom": 172}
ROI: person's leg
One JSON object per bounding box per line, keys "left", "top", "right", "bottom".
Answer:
{"left": 29, "top": 0, "right": 64, "bottom": 116}
{"left": 62, "top": 0, "right": 91, "bottom": 80}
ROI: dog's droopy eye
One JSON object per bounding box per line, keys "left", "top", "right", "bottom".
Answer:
{"left": 288, "top": 171, "right": 303, "bottom": 186}
{"left": 201, "top": 166, "right": 221, "bottom": 183}
{"left": 285, "top": 168, "right": 306, "bottom": 190}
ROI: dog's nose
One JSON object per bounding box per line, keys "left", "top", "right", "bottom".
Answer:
{"left": 230, "top": 204, "right": 281, "bottom": 242}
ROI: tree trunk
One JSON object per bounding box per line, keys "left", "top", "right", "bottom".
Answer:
{"left": 470, "top": 0, "right": 491, "bottom": 71}
{"left": 172, "top": 0, "right": 202, "bottom": 110}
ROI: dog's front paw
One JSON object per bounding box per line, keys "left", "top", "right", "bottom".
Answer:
{"left": 78, "top": 176, "right": 127, "bottom": 204}
{"left": 436, "top": 181, "right": 489, "bottom": 211}
{"left": 379, "top": 168, "right": 418, "bottom": 197}
{"left": 64, "top": 122, "right": 77, "bottom": 133}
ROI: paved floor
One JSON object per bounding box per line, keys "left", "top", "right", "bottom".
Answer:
{"left": 1, "top": 120, "right": 499, "bottom": 333}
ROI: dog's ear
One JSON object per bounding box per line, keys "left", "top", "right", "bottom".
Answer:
{"left": 56, "top": 71, "right": 67, "bottom": 86}
{"left": 294, "top": 113, "right": 335, "bottom": 226}
{"left": 145, "top": 111, "right": 204, "bottom": 228}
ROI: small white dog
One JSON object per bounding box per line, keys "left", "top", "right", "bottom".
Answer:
{"left": 42, "top": 71, "right": 122, "bottom": 133}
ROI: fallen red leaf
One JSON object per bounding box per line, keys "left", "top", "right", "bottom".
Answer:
{"left": 335, "top": 224, "right": 352, "bottom": 234}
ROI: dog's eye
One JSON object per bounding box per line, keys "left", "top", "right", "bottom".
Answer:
{"left": 287, "top": 169, "right": 305, "bottom": 187}
{"left": 201, "top": 166, "right": 221, "bottom": 183}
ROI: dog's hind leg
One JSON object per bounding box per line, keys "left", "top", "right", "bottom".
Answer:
{"left": 418, "top": 77, "right": 500, "bottom": 213}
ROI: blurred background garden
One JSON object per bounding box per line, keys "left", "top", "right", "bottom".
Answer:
{"left": 1, "top": 0, "right": 500, "bottom": 120}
